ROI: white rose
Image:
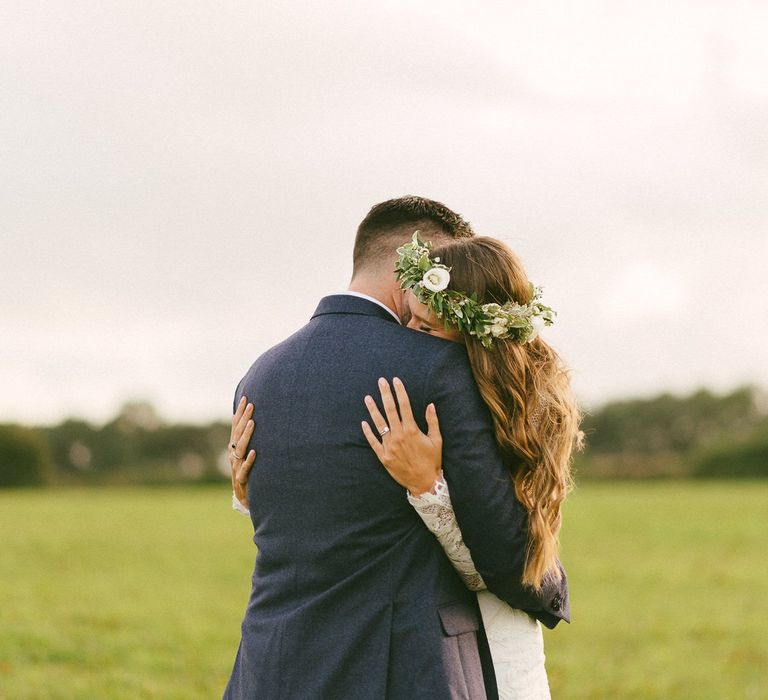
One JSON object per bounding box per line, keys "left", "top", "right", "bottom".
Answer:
{"left": 422, "top": 267, "right": 450, "bottom": 292}
{"left": 527, "top": 314, "right": 548, "bottom": 341}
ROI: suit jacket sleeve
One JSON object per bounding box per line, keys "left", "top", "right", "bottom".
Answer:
{"left": 425, "top": 342, "right": 570, "bottom": 628}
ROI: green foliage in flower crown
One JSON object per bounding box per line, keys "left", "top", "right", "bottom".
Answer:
{"left": 394, "top": 232, "right": 556, "bottom": 349}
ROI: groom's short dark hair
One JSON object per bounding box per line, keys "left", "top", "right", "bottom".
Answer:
{"left": 352, "top": 196, "right": 474, "bottom": 276}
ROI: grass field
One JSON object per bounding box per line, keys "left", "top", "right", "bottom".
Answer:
{"left": 1, "top": 481, "right": 766, "bottom": 699}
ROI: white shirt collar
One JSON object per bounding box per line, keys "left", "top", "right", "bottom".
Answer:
{"left": 338, "top": 291, "right": 401, "bottom": 324}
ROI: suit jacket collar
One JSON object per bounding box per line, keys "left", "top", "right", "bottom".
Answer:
{"left": 311, "top": 294, "right": 401, "bottom": 325}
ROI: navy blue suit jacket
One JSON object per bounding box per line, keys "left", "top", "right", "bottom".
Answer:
{"left": 223, "top": 295, "right": 569, "bottom": 699}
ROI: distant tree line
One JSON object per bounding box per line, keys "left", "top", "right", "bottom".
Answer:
{"left": 575, "top": 386, "right": 768, "bottom": 478}
{"left": 0, "top": 401, "right": 229, "bottom": 488}
{"left": 1, "top": 387, "right": 766, "bottom": 488}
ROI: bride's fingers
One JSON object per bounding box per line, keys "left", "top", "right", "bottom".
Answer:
{"left": 235, "top": 419, "right": 255, "bottom": 458}
{"left": 364, "top": 395, "right": 389, "bottom": 436}
{"left": 230, "top": 397, "right": 249, "bottom": 440}
{"left": 233, "top": 402, "right": 254, "bottom": 442}
{"left": 234, "top": 396, "right": 247, "bottom": 423}
{"left": 231, "top": 396, "right": 247, "bottom": 431}
{"left": 425, "top": 403, "right": 442, "bottom": 446}
{"left": 361, "top": 421, "right": 385, "bottom": 462}
{"left": 229, "top": 397, "right": 246, "bottom": 443}
{"left": 240, "top": 402, "right": 254, "bottom": 431}
{"left": 236, "top": 450, "right": 256, "bottom": 485}
{"left": 377, "top": 378, "right": 402, "bottom": 434}
{"left": 392, "top": 377, "right": 415, "bottom": 428}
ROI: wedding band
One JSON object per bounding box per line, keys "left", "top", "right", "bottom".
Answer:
{"left": 378, "top": 425, "right": 390, "bottom": 436}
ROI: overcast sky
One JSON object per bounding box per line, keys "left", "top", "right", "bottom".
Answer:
{"left": 2, "top": 1, "right": 767, "bottom": 425}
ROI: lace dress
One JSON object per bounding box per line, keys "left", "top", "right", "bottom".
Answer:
{"left": 407, "top": 473, "right": 551, "bottom": 700}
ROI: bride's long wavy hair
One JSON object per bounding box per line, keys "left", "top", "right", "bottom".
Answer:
{"left": 432, "top": 236, "right": 583, "bottom": 589}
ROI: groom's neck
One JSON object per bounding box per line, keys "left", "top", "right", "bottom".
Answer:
{"left": 347, "top": 275, "right": 401, "bottom": 318}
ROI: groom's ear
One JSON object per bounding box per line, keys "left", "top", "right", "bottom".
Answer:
{"left": 387, "top": 278, "right": 409, "bottom": 324}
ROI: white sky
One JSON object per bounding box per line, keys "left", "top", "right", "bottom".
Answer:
{"left": 2, "top": 0, "right": 767, "bottom": 425}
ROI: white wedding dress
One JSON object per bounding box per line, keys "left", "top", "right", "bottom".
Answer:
{"left": 232, "top": 474, "right": 551, "bottom": 699}
{"left": 407, "top": 473, "right": 551, "bottom": 700}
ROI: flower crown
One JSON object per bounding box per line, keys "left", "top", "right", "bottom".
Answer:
{"left": 394, "top": 232, "right": 555, "bottom": 349}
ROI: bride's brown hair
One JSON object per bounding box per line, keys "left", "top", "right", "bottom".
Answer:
{"left": 431, "top": 236, "right": 583, "bottom": 589}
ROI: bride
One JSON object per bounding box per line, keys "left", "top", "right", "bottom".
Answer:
{"left": 229, "top": 233, "right": 582, "bottom": 699}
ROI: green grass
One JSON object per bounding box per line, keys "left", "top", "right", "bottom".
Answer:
{"left": 546, "top": 481, "right": 768, "bottom": 699}
{"left": 0, "top": 487, "right": 254, "bottom": 699}
{"left": 0, "top": 482, "right": 766, "bottom": 699}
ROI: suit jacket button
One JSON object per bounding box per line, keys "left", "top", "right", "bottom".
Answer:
{"left": 551, "top": 594, "right": 561, "bottom": 611}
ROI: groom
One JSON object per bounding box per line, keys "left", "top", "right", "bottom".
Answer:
{"left": 223, "top": 196, "right": 569, "bottom": 699}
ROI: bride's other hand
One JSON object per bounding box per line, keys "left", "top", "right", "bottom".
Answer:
{"left": 230, "top": 396, "right": 256, "bottom": 508}
{"left": 361, "top": 377, "right": 442, "bottom": 496}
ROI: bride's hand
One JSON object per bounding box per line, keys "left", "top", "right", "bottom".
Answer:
{"left": 229, "top": 396, "right": 256, "bottom": 508}
{"left": 361, "top": 377, "right": 442, "bottom": 496}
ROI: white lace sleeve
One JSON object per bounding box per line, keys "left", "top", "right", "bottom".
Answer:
{"left": 407, "top": 472, "right": 487, "bottom": 591}
{"left": 232, "top": 491, "right": 250, "bottom": 516}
